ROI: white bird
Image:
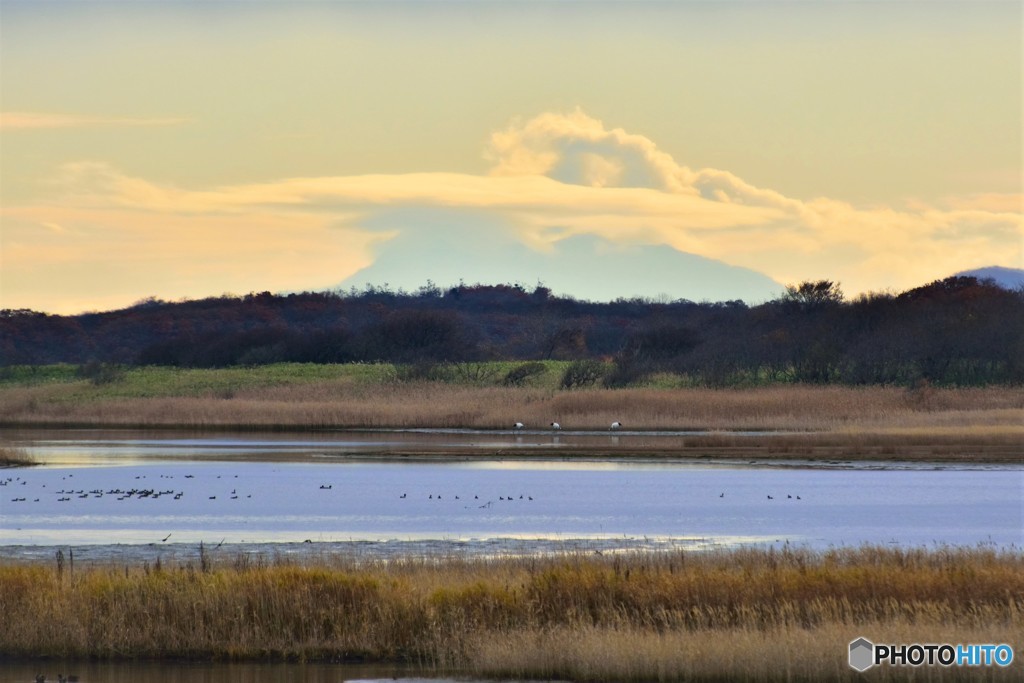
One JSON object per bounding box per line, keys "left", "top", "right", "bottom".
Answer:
{"left": 514, "top": 422, "right": 524, "bottom": 430}
{"left": 610, "top": 421, "right": 622, "bottom": 430}
{"left": 550, "top": 422, "right": 561, "bottom": 430}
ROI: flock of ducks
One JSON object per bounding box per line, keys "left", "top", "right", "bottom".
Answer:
{"left": 401, "top": 493, "right": 535, "bottom": 507}
{"left": 514, "top": 421, "right": 622, "bottom": 430}
{"left": 6, "top": 472, "right": 251, "bottom": 505}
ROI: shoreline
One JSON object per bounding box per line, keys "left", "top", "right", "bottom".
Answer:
{"left": 4, "top": 424, "right": 1022, "bottom": 464}
{"left": 1, "top": 376, "right": 1020, "bottom": 465}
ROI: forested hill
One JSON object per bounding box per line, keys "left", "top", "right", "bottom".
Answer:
{"left": 2, "top": 277, "right": 1022, "bottom": 386}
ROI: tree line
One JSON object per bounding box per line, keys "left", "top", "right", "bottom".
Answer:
{"left": 2, "top": 277, "right": 1021, "bottom": 386}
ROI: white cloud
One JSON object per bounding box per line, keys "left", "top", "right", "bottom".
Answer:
{"left": 7, "top": 109, "right": 1021, "bottom": 312}
{"left": 487, "top": 108, "right": 691, "bottom": 193}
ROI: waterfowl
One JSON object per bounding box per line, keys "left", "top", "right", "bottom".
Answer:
{"left": 610, "top": 421, "right": 622, "bottom": 430}
{"left": 514, "top": 422, "right": 524, "bottom": 430}
{"left": 550, "top": 422, "right": 561, "bottom": 430}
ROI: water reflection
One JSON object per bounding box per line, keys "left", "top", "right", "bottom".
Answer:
{"left": 1, "top": 660, "right": 492, "bottom": 683}
{"left": 2, "top": 536, "right": 740, "bottom": 566}
{"left": 0, "top": 427, "right": 787, "bottom": 469}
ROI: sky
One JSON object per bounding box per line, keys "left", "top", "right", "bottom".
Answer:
{"left": 1, "top": 0, "right": 1021, "bottom": 314}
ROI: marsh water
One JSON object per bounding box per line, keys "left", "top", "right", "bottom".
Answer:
{"left": 1, "top": 429, "right": 1020, "bottom": 559}
{"left": 1, "top": 430, "right": 1021, "bottom": 683}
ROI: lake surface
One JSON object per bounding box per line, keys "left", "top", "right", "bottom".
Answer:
{"left": 0, "top": 430, "right": 1021, "bottom": 561}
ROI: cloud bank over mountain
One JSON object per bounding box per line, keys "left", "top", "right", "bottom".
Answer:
{"left": 4, "top": 109, "right": 1020, "bottom": 312}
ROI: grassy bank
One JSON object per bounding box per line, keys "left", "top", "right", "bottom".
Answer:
{"left": 1, "top": 546, "right": 1021, "bottom": 680}
{"left": 1, "top": 363, "right": 1021, "bottom": 461}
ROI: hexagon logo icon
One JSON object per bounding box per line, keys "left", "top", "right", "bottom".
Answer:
{"left": 849, "top": 637, "right": 875, "bottom": 672}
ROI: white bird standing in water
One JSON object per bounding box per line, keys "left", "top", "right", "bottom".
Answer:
{"left": 550, "top": 422, "right": 561, "bottom": 430}
{"left": 514, "top": 422, "right": 524, "bottom": 430}
{"left": 610, "top": 421, "right": 622, "bottom": 430}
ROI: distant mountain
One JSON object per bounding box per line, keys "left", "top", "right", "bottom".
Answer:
{"left": 953, "top": 266, "right": 1024, "bottom": 290}
{"left": 340, "top": 231, "right": 783, "bottom": 303}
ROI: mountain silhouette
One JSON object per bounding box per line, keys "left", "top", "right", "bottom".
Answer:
{"left": 340, "top": 228, "right": 782, "bottom": 303}
{"left": 952, "top": 266, "right": 1024, "bottom": 291}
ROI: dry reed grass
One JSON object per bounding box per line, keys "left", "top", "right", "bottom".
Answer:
{"left": 1, "top": 381, "right": 1020, "bottom": 430}
{"left": 471, "top": 622, "right": 1021, "bottom": 681}
{"left": 0, "top": 444, "right": 36, "bottom": 467}
{"left": 1, "top": 546, "right": 1021, "bottom": 680}
{"left": 2, "top": 381, "right": 1020, "bottom": 460}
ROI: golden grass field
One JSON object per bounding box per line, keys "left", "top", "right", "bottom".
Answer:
{"left": 1, "top": 363, "right": 1021, "bottom": 461}
{"left": 1, "top": 547, "right": 1020, "bottom": 681}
